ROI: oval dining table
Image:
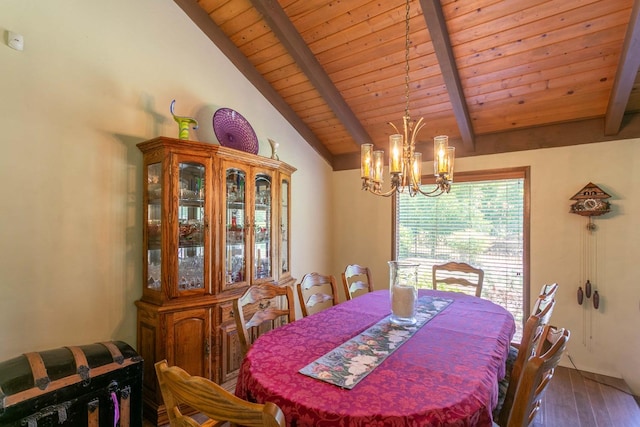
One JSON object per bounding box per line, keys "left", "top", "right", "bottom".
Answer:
{"left": 235, "top": 289, "right": 515, "bottom": 427}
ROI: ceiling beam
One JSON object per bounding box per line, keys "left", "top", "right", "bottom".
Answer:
{"left": 333, "top": 112, "right": 640, "bottom": 171}
{"left": 605, "top": 0, "right": 640, "bottom": 135}
{"left": 419, "top": 0, "right": 475, "bottom": 151}
{"left": 172, "top": 0, "right": 333, "bottom": 165}
{"left": 248, "top": 0, "right": 373, "bottom": 147}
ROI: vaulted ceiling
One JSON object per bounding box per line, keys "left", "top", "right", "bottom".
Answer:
{"left": 175, "top": 0, "right": 640, "bottom": 170}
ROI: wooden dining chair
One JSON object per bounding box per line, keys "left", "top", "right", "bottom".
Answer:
{"left": 494, "top": 300, "right": 556, "bottom": 425}
{"left": 341, "top": 264, "right": 374, "bottom": 300}
{"left": 494, "top": 326, "right": 570, "bottom": 427}
{"left": 155, "top": 360, "right": 286, "bottom": 427}
{"left": 507, "top": 282, "right": 558, "bottom": 377}
{"left": 432, "top": 261, "right": 484, "bottom": 297}
{"left": 233, "top": 282, "right": 295, "bottom": 357}
{"left": 296, "top": 272, "right": 339, "bottom": 317}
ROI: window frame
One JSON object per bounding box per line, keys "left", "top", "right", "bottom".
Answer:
{"left": 391, "top": 166, "right": 531, "bottom": 329}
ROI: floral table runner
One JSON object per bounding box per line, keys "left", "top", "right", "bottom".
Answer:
{"left": 299, "top": 295, "right": 453, "bottom": 389}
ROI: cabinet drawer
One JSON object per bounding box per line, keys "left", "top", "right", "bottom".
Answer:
{"left": 219, "top": 301, "right": 236, "bottom": 324}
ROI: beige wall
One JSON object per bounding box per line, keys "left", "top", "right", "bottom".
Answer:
{"left": 2, "top": 0, "right": 638, "bottom": 397}
{"left": 0, "top": 0, "right": 332, "bottom": 358}
{"left": 332, "top": 140, "right": 640, "bottom": 393}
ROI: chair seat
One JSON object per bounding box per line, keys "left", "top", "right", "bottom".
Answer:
{"left": 494, "top": 344, "right": 519, "bottom": 419}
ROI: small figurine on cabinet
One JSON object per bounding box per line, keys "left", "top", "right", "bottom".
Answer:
{"left": 170, "top": 99, "right": 198, "bottom": 140}
{"left": 268, "top": 138, "right": 280, "bottom": 160}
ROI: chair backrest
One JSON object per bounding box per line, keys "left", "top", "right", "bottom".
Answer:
{"left": 154, "top": 360, "right": 286, "bottom": 427}
{"left": 497, "top": 300, "right": 556, "bottom": 426}
{"left": 233, "top": 282, "right": 294, "bottom": 357}
{"left": 503, "top": 326, "right": 570, "bottom": 427}
{"left": 432, "top": 261, "right": 484, "bottom": 297}
{"left": 540, "top": 283, "right": 559, "bottom": 298}
{"left": 296, "top": 272, "right": 339, "bottom": 317}
{"left": 341, "top": 264, "right": 374, "bottom": 300}
{"left": 532, "top": 283, "right": 558, "bottom": 316}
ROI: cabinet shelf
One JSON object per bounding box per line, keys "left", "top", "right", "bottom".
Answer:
{"left": 179, "top": 198, "right": 205, "bottom": 205}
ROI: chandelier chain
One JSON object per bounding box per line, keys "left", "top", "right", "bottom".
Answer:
{"left": 404, "top": 0, "right": 411, "bottom": 119}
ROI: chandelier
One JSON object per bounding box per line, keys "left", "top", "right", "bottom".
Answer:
{"left": 360, "top": 0, "right": 454, "bottom": 197}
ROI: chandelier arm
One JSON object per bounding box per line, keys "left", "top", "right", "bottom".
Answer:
{"left": 416, "top": 187, "right": 445, "bottom": 197}
{"left": 388, "top": 122, "right": 401, "bottom": 135}
{"left": 368, "top": 185, "right": 400, "bottom": 198}
{"left": 414, "top": 181, "right": 449, "bottom": 197}
{"left": 410, "top": 121, "right": 427, "bottom": 146}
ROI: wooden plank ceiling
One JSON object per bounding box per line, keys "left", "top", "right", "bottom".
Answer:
{"left": 175, "top": 0, "right": 640, "bottom": 170}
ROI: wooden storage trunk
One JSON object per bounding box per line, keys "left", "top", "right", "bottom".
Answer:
{"left": 0, "top": 341, "right": 143, "bottom": 427}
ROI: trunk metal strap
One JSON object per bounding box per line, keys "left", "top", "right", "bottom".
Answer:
{"left": 23, "top": 352, "right": 50, "bottom": 390}
{"left": 66, "top": 346, "right": 90, "bottom": 381}
{"left": 100, "top": 342, "right": 124, "bottom": 365}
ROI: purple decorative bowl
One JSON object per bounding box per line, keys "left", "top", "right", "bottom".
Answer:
{"left": 213, "top": 108, "right": 259, "bottom": 154}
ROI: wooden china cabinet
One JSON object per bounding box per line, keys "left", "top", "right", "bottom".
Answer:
{"left": 135, "top": 137, "right": 295, "bottom": 424}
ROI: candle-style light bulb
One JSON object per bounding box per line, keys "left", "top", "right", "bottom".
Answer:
{"left": 434, "top": 135, "right": 449, "bottom": 175}
{"left": 389, "top": 134, "right": 403, "bottom": 174}
{"left": 361, "top": 144, "right": 373, "bottom": 179}
{"left": 373, "top": 150, "right": 384, "bottom": 184}
{"left": 445, "top": 146, "right": 455, "bottom": 182}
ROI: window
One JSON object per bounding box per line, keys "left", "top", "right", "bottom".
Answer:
{"left": 393, "top": 167, "right": 530, "bottom": 339}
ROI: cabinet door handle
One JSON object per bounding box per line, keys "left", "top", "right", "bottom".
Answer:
{"left": 205, "top": 340, "right": 210, "bottom": 356}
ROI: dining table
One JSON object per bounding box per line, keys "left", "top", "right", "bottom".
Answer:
{"left": 235, "top": 289, "right": 516, "bottom": 427}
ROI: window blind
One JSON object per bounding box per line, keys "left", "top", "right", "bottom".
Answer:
{"left": 395, "top": 172, "right": 526, "bottom": 338}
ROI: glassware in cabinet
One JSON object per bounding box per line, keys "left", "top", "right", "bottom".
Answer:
{"left": 177, "top": 161, "right": 206, "bottom": 291}
{"left": 280, "top": 177, "right": 290, "bottom": 276}
{"left": 222, "top": 163, "right": 276, "bottom": 288}
{"left": 146, "top": 162, "right": 162, "bottom": 291}
{"left": 224, "top": 167, "right": 247, "bottom": 287}
{"left": 140, "top": 142, "right": 212, "bottom": 302}
{"left": 253, "top": 172, "right": 272, "bottom": 281}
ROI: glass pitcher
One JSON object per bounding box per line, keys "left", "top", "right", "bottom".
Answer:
{"left": 388, "top": 261, "right": 419, "bottom": 325}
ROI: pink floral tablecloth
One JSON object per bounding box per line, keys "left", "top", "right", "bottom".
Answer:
{"left": 235, "top": 290, "right": 515, "bottom": 427}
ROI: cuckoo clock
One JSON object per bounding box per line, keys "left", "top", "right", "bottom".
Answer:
{"left": 569, "top": 182, "right": 611, "bottom": 217}
{"left": 570, "top": 183, "right": 611, "bottom": 312}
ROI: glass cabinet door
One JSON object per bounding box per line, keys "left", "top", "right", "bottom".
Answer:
{"left": 253, "top": 173, "right": 272, "bottom": 281}
{"left": 280, "top": 177, "right": 290, "bottom": 276}
{"left": 177, "top": 162, "right": 206, "bottom": 291}
{"left": 147, "top": 162, "right": 162, "bottom": 291}
{"left": 225, "top": 168, "right": 247, "bottom": 286}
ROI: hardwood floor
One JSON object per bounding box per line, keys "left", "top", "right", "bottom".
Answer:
{"left": 532, "top": 366, "right": 640, "bottom": 427}
{"left": 145, "top": 366, "right": 640, "bottom": 426}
